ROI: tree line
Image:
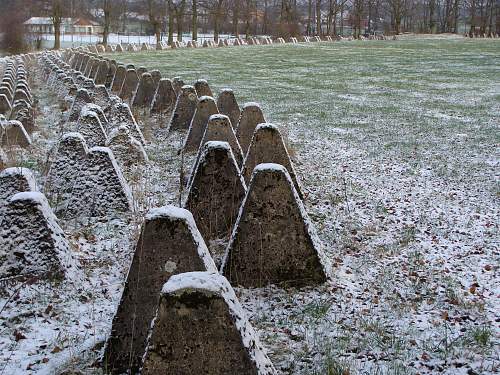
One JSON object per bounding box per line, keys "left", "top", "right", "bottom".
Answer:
{"left": 0, "top": 0, "right": 498, "bottom": 52}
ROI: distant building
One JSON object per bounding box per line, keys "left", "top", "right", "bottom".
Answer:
{"left": 24, "top": 17, "right": 103, "bottom": 35}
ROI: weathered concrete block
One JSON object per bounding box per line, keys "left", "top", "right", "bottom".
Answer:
{"left": 132, "top": 73, "right": 156, "bottom": 109}
{"left": 217, "top": 88, "right": 240, "bottom": 129}
{"left": 236, "top": 102, "right": 265, "bottom": 154}
{"left": 107, "top": 102, "right": 145, "bottom": 144}
{"left": 0, "top": 147, "right": 7, "bottom": 170}
{"left": 66, "top": 147, "right": 133, "bottom": 219}
{"left": 141, "top": 271, "right": 277, "bottom": 375}
{"left": 185, "top": 141, "right": 246, "bottom": 246}
{"left": 106, "top": 125, "right": 148, "bottom": 173}
{"left": 0, "top": 94, "right": 11, "bottom": 115}
{"left": 1, "top": 120, "right": 31, "bottom": 148}
{"left": 0, "top": 167, "right": 37, "bottom": 205}
{"left": 200, "top": 114, "right": 244, "bottom": 167}
{"left": 183, "top": 96, "right": 218, "bottom": 153}
{"left": 110, "top": 65, "right": 126, "bottom": 93}
{"left": 95, "top": 60, "right": 110, "bottom": 85}
{"left": 194, "top": 79, "right": 213, "bottom": 98}
{"left": 76, "top": 107, "right": 108, "bottom": 147}
{"left": 172, "top": 76, "right": 185, "bottom": 95}
{"left": 167, "top": 85, "right": 197, "bottom": 132}
{"left": 46, "top": 133, "right": 88, "bottom": 202}
{"left": 104, "top": 206, "right": 217, "bottom": 374}
{"left": 119, "top": 69, "right": 139, "bottom": 102}
{"left": 243, "top": 123, "right": 303, "bottom": 199}
{"left": 150, "top": 78, "right": 176, "bottom": 117}
{"left": 68, "top": 88, "right": 93, "bottom": 123}
{"left": 222, "top": 163, "right": 328, "bottom": 287}
{"left": 150, "top": 70, "right": 161, "bottom": 86}
{"left": 0, "top": 192, "right": 78, "bottom": 281}
{"left": 93, "top": 84, "right": 112, "bottom": 109}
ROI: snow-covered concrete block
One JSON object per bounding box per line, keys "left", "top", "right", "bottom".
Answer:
{"left": 0, "top": 167, "right": 37, "bottom": 205}
{"left": 93, "top": 84, "right": 112, "bottom": 112}
{"left": 132, "top": 72, "right": 156, "bottom": 109}
{"left": 119, "top": 69, "right": 139, "bottom": 102}
{"left": 95, "top": 60, "right": 109, "bottom": 85}
{"left": 185, "top": 141, "right": 246, "bottom": 245}
{"left": 46, "top": 132, "right": 88, "bottom": 202}
{"left": 0, "top": 192, "right": 78, "bottom": 281}
{"left": 0, "top": 93, "right": 11, "bottom": 115}
{"left": 217, "top": 88, "right": 240, "bottom": 130}
{"left": 167, "top": 85, "right": 198, "bottom": 132}
{"left": 76, "top": 108, "right": 108, "bottom": 147}
{"left": 104, "top": 206, "right": 217, "bottom": 374}
{"left": 106, "top": 125, "right": 148, "bottom": 173}
{"left": 200, "top": 114, "right": 244, "bottom": 167}
{"left": 150, "top": 78, "right": 176, "bottom": 117}
{"left": 171, "top": 76, "right": 185, "bottom": 96}
{"left": 141, "top": 271, "right": 277, "bottom": 375}
{"left": 183, "top": 95, "right": 218, "bottom": 152}
{"left": 67, "top": 88, "right": 92, "bottom": 123}
{"left": 194, "top": 78, "right": 213, "bottom": 98}
{"left": 222, "top": 163, "right": 328, "bottom": 287}
{"left": 1, "top": 120, "right": 31, "bottom": 148}
{"left": 243, "top": 123, "right": 303, "bottom": 199}
{"left": 236, "top": 102, "right": 266, "bottom": 154}
{"left": 110, "top": 65, "right": 126, "bottom": 93}
{"left": 107, "top": 102, "right": 145, "bottom": 144}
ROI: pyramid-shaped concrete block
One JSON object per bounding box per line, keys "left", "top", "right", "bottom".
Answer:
{"left": 167, "top": 85, "right": 197, "bottom": 131}
{"left": 76, "top": 108, "right": 108, "bottom": 147}
{"left": 110, "top": 65, "right": 126, "bottom": 93}
{"left": 200, "top": 114, "right": 244, "bottom": 167}
{"left": 68, "top": 88, "right": 92, "bottom": 123}
{"left": 119, "top": 69, "right": 139, "bottom": 101}
{"left": 183, "top": 95, "right": 218, "bottom": 153}
{"left": 185, "top": 141, "right": 246, "bottom": 244}
{"left": 172, "top": 76, "right": 185, "bottom": 95}
{"left": 243, "top": 123, "right": 303, "bottom": 199}
{"left": 132, "top": 72, "right": 156, "bottom": 109}
{"left": 141, "top": 271, "right": 277, "bottom": 375}
{"left": 222, "top": 163, "right": 327, "bottom": 287}
{"left": 106, "top": 125, "right": 148, "bottom": 173}
{"left": 194, "top": 79, "right": 213, "bottom": 97}
{"left": 217, "top": 88, "right": 241, "bottom": 129}
{"left": 0, "top": 167, "right": 37, "bottom": 205}
{"left": 46, "top": 132, "right": 88, "bottom": 201}
{"left": 150, "top": 78, "right": 176, "bottom": 117}
{"left": 104, "top": 206, "right": 217, "bottom": 374}
{"left": 107, "top": 102, "right": 145, "bottom": 144}
{"left": 61, "top": 147, "right": 133, "bottom": 220}
{"left": 236, "top": 102, "right": 265, "bottom": 154}
{"left": 0, "top": 192, "right": 78, "bottom": 281}
{"left": 1, "top": 120, "right": 32, "bottom": 148}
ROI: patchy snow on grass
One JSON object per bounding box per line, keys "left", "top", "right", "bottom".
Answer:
{"left": 1, "top": 36, "right": 499, "bottom": 375}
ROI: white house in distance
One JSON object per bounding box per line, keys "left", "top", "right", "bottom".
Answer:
{"left": 24, "top": 17, "right": 103, "bottom": 35}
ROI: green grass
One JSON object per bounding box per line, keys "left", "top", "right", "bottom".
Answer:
{"left": 105, "top": 38, "right": 500, "bottom": 374}
{"left": 107, "top": 38, "right": 499, "bottom": 187}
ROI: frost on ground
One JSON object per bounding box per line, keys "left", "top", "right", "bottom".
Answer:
{"left": 1, "top": 36, "right": 499, "bottom": 374}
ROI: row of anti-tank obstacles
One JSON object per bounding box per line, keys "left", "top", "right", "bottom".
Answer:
{"left": 86, "top": 33, "right": 392, "bottom": 54}
{"left": 0, "top": 47, "right": 330, "bottom": 374}
{"left": 0, "top": 55, "right": 36, "bottom": 165}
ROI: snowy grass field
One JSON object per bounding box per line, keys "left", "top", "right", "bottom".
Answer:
{"left": 108, "top": 38, "right": 500, "bottom": 374}
{"left": 0, "top": 37, "right": 498, "bottom": 375}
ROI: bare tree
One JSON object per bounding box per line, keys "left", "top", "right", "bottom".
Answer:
{"left": 147, "top": 0, "right": 165, "bottom": 44}
{"left": 102, "top": 0, "right": 112, "bottom": 45}
{"left": 51, "top": 0, "right": 63, "bottom": 50}
{"left": 192, "top": 0, "right": 198, "bottom": 40}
